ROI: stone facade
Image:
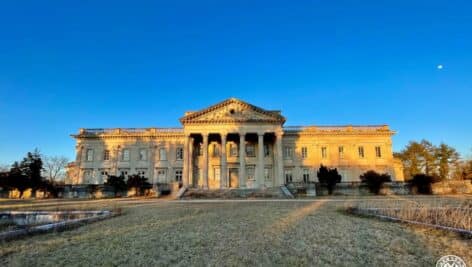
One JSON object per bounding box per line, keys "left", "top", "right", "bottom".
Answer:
{"left": 69, "top": 98, "right": 404, "bottom": 187}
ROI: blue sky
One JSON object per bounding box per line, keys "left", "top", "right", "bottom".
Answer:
{"left": 0, "top": 0, "right": 471, "bottom": 165}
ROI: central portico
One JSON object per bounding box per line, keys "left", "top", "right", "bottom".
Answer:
{"left": 180, "top": 98, "right": 286, "bottom": 189}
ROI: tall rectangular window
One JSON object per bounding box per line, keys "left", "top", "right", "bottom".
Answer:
{"left": 246, "top": 144, "right": 256, "bottom": 157}
{"left": 212, "top": 143, "right": 219, "bottom": 157}
{"left": 375, "top": 146, "right": 382, "bottom": 158}
{"left": 321, "top": 147, "right": 327, "bottom": 159}
{"left": 264, "top": 167, "right": 271, "bottom": 181}
{"left": 229, "top": 143, "right": 238, "bottom": 157}
{"left": 86, "top": 149, "right": 94, "bottom": 161}
{"left": 246, "top": 166, "right": 255, "bottom": 180}
{"left": 284, "top": 146, "right": 293, "bottom": 159}
{"left": 358, "top": 146, "right": 365, "bottom": 158}
{"left": 303, "top": 169, "right": 310, "bottom": 183}
{"left": 338, "top": 146, "right": 344, "bottom": 159}
{"left": 159, "top": 148, "right": 167, "bottom": 161}
{"left": 176, "top": 147, "right": 184, "bottom": 160}
{"left": 103, "top": 150, "right": 110, "bottom": 161}
{"left": 301, "top": 147, "right": 308, "bottom": 159}
{"left": 284, "top": 169, "right": 293, "bottom": 184}
{"left": 175, "top": 169, "right": 183, "bottom": 182}
{"left": 264, "top": 144, "right": 270, "bottom": 157}
{"left": 122, "top": 149, "right": 130, "bottom": 161}
{"left": 157, "top": 168, "right": 167, "bottom": 182}
{"left": 214, "top": 168, "right": 220, "bottom": 182}
{"left": 139, "top": 149, "right": 147, "bottom": 161}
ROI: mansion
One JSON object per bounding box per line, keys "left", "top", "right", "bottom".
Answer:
{"left": 69, "top": 98, "right": 404, "bottom": 188}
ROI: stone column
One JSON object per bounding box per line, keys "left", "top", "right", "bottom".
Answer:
{"left": 257, "top": 132, "right": 264, "bottom": 188}
{"left": 239, "top": 132, "right": 246, "bottom": 188}
{"left": 202, "top": 133, "right": 209, "bottom": 189}
{"left": 149, "top": 143, "right": 156, "bottom": 184}
{"left": 76, "top": 146, "right": 84, "bottom": 184}
{"left": 183, "top": 135, "right": 189, "bottom": 186}
{"left": 220, "top": 132, "right": 227, "bottom": 188}
{"left": 189, "top": 137, "right": 194, "bottom": 187}
{"left": 276, "top": 132, "right": 284, "bottom": 186}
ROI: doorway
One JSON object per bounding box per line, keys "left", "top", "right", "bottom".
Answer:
{"left": 228, "top": 168, "right": 239, "bottom": 188}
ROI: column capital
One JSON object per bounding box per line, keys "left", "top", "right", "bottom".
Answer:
{"left": 220, "top": 131, "right": 228, "bottom": 138}
{"left": 275, "top": 131, "right": 284, "bottom": 138}
{"left": 257, "top": 131, "right": 265, "bottom": 137}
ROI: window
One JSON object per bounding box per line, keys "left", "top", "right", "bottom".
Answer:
{"left": 375, "top": 146, "right": 382, "bottom": 158}
{"left": 122, "top": 149, "right": 130, "bottom": 161}
{"left": 86, "top": 149, "right": 94, "bottom": 161}
{"left": 118, "top": 168, "right": 129, "bottom": 178}
{"left": 338, "top": 146, "right": 344, "bottom": 159}
{"left": 284, "top": 169, "right": 293, "bottom": 184}
{"left": 284, "top": 146, "right": 293, "bottom": 159}
{"left": 358, "top": 146, "right": 365, "bottom": 158}
{"left": 139, "top": 149, "right": 147, "bottom": 161}
{"left": 246, "top": 166, "right": 255, "bottom": 180}
{"left": 321, "top": 147, "right": 327, "bottom": 159}
{"left": 157, "top": 168, "right": 167, "bottom": 182}
{"left": 264, "top": 144, "right": 270, "bottom": 157}
{"left": 212, "top": 143, "right": 219, "bottom": 157}
{"left": 264, "top": 167, "right": 271, "bottom": 181}
{"left": 301, "top": 147, "right": 308, "bottom": 159}
{"left": 83, "top": 169, "right": 93, "bottom": 183}
{"left": 103, "top": 150, "right": 110, "bottom": 161}
{"left": 100, "top": 169, "right": 110, "bottom": 183}
{"left": 159, "top": 148, "right": 167, "bottom": 161}
{"left": 246, "top": 144, "right": 255, "bottom": 157}
{"left": 303, "top": 169, "right": 310, "bottom": 183}
{"left": 214, "top": 168, "right": 220, "bottom": 181}
{"left": 176, "top": 147, "right": 184, "bottom": 160}
{"left": 175, "top": 169, "right": 183, "bottom": 182}
{"left": 229, "top": 143, "right": 238, "bottom": 157}
{"left": 136, "top": 168, "right": 147, "bottom": 178}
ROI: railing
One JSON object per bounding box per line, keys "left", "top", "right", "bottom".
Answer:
{"left": 284, "top": 125, "right": 389, "bottom": 131}
{"left": 81, "top": 127, "right": 183, "bottom": 134}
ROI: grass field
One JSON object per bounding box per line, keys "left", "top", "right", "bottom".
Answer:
{"left": 0, "top": 196, "right": 471, "bottom": 266}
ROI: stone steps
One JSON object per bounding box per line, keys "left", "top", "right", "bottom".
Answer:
{"left": 181, "top": 187, "right": 288, "bottom": 199}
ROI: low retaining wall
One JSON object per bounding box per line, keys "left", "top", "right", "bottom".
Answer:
{"left": 0, "top": 210, "right": 114, "bottom": 241}
{"left": 0, "top": 184, "right": 176, "bottom": 199}
{"left": 305, "top": 182, "right": 411, "bottom": 196}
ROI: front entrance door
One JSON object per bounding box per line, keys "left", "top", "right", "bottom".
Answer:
{"left": 228, "top": 168, "right": 239, "bottom": 188}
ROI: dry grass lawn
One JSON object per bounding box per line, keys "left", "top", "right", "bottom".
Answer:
{"left": 0, "top": 196, "right": 471, "bottom": 266}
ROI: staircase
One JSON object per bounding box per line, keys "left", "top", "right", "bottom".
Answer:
{"left": 280, "top": 185, "right": 295, "bottom": 198}
{"left": 181, "top": 187, "right": 288, "bottom": 199}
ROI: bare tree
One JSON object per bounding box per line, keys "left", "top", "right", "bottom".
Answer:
{"left": 43, "top": 156, "right": 69, "bottom": 181}
{"left": 0, "top": 164, "right": 10, "bottom": 172}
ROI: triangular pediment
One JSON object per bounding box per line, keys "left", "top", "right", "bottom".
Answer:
{"left": 180, "top": 98, "right": 285, "bottom": 124}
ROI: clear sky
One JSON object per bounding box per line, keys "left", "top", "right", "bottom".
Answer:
{"left": 1, "top": 1, "right": 471, "bottom": 165}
